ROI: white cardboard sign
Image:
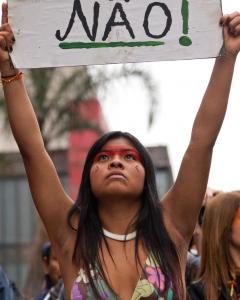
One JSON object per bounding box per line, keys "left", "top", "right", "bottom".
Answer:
{"left": 8, "top": 0, "right": 223, "bottom": 68}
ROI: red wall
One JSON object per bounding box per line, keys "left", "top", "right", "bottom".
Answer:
{"left": 67, "top": 99, "right": 107, "bottom": 199}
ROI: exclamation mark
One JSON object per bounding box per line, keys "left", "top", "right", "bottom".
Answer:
{"left": 179, "top": 0, "right": 192, "bottom": 46}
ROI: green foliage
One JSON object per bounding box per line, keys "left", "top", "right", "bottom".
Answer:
{"left": 0, "top": 65, "right": 157, "bottom": 148}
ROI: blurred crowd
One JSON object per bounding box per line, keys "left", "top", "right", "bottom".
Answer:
{"left": 0, "top": 242, "right": 64, "bottom": 300}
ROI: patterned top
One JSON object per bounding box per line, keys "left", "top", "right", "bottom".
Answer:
{"left": 71, "top": 254, "right": 173, "bottom": 300}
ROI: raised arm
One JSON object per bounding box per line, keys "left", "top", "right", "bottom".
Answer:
{"left": 162, "top": 12, "right": 240, "bottom": 241}
{"left": 0, "top": 4, "right": 73, "bottom": 246}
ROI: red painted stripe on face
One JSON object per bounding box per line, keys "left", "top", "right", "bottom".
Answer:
{"left": 93, "top": 147, "right": 142, "bottom": 163}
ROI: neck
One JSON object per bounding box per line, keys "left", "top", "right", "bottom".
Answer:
{"left": 98, "top": 196, "right": 140, "bottom": 234}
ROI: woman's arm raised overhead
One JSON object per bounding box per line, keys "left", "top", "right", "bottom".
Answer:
{"left": 0, "top": 3, "right": 73, "bottom": 246}
{"left": 162, "top": 12, "right": 240, "bottom": 241}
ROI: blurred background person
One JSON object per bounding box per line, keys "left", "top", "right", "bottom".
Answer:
{"left": 188, "top": 188, "right": 219, "bottom": 256}
{"left": 188, "top": 191, "right": 240, "bottom": 299}
{"left": 34, "top": 242, "right": 62, "bottom": 300}
{"left": 0, "top": 265, "right": 22, "bottom": 300}
{"left": 186, "top": 188, "right": 220, "bottom": 287}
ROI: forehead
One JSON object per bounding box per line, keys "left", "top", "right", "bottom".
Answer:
{"left": 101, "top": 137, "right": 137, "bottom": 151}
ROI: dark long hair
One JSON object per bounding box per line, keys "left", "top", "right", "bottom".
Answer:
{"left": 67, "top": 131, "right": 182, "bottom": 298}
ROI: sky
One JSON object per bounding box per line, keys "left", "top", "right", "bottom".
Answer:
{"left": 0, "top": 0, "right": 240, "bottom": 192}
{"left": 102, "top": 0, "right": 240, "bottom": 191}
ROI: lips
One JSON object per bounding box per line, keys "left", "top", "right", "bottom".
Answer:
{"left": 106, "top": 172, "right": 127, "bottom": 180}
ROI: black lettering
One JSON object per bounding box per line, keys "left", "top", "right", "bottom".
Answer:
{"left": 56, "top": 0, "right": 100, "bottom": 42}
{"left": 102, "top": 3, "right": 135, "bottom": 41}
{"left": 143, "top": 2, "right": 172, "bottom": 39}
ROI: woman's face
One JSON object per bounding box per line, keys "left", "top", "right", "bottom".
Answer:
{"left": 230, "top": 207, "right": 240, "bottom": 249}
{"left": 90, "top": 137, "right": 145, "bottom": 201}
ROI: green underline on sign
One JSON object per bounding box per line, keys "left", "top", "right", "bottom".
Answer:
{"left": 59, "top": 41, "right": 165, "bottom": 49}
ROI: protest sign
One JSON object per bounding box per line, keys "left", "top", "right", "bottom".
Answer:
{"left": 8, "top": 0, "right": 223, "bottom": 68}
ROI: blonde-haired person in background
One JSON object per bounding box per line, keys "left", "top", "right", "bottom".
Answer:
{"left": 188, "top": 188, "right": 220, "bottom": 257}
{"left": 186, "top": 188, "right": 220, "bottom": 287}
{"left": 188, "top": 192, "right": 240, "bottom": 300}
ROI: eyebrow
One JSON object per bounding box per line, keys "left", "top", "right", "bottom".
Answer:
{"left": 100, "top": 147, "right": 138, "bottom": 152}
{"left": 94, "top": 148, "right": 142, "bottom": 162}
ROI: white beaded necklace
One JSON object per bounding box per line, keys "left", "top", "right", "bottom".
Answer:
{"left": 102, "top": 228, "right": 137, "bottom": 241}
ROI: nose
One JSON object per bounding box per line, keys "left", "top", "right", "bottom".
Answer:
{"left": 108, "top": 157, "right": 124, "bottom": 169}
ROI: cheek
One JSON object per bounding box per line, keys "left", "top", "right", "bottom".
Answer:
{"left": 231, "top": 223, "right": 240, "bottom": 244}
{"left": 135, "top": 165, "right": 142, "bottom": 173}
{"left": 91, "top": 164, "right": 100, "bottom": 174}
{"left": 90, "top": 165, "right": 103, "bottom": 196}
{"left": 232, "top": 219, "right": 240, "bottom": 228}
{"left": 232, "top": 223, "right": 240, "bottom": 234}
{"left": 231, "top": 210, "right": 240, "bottom": 235}
{"left": 137, "top": 164, "right": 145, "bottom": 177}
{"left": 132, "top": 164, "right": 145, "bottom": 186}
{"left": 90, "top": 164, "right": 101, "bottom": 185}
{"left": 232, "top": 208, "right": 240, "bottom": 226}
{"left": 49, "top": 262, "right": 59, "bottom": 273}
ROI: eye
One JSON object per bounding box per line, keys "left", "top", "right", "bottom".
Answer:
{"left": 124, "top": 153, "right": 137, "bottom": 161}
{"left": 97, "top": 154, "right": 109, "bottom": 162}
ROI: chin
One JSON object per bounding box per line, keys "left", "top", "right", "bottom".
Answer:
{"left": 98, "top": 188, "right": 141, "bottom": 201}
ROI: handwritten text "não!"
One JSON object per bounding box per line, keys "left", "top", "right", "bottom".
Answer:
{"left": 55, "top": 0, "right": 192, "bottom": 50}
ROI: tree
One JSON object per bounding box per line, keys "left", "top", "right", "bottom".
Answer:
{"left": 0, "top": 64, "right": 158, "bottom": 296}
{"left": 1, "top": 65, "right": 157, "bottom": 147}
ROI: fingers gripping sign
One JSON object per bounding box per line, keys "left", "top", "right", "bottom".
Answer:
{"left": 2, "top": 2, "right": 8, "bottom": 24}
{"left": 220, "top": 11, "right": 240, "bottom": 56}
{"left": 0, "top": 2, "right": 16, "bottom": 68}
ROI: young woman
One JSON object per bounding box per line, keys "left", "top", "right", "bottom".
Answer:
{"left": 0, "top": 3, "right": 240, "bottom": 299}
{"left": 188, "top": 192, "right": 240, "bottom": 300}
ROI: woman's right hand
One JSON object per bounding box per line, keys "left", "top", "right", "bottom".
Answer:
{"left": 0, "top": 3, "right": 15, "bottom": 70}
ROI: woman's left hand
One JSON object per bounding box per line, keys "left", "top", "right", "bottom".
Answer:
{"left": 220, "top": 12, "right": 240, "bottom": 57}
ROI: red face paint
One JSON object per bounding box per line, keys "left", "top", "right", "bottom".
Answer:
{"left": 93, "top": 147, "right": 142, "bottom": 163}
{"left": 232, "top": 208, "right": 240, "bottom": 227}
